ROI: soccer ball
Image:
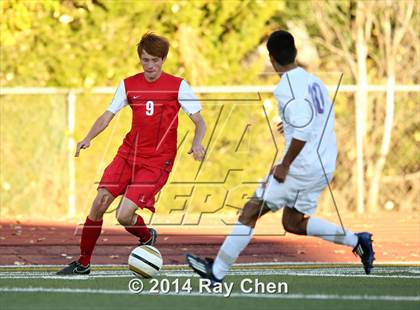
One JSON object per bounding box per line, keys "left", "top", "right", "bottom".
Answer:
{"left": 128, "top": 245, "right": 163, "bottom": 278}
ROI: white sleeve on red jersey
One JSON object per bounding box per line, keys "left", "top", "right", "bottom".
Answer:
{"left": 107, "top": 80, "right": 128, "bottom": 114}
{"left": 178, "top": 80, "right": 202, "bottom": 115}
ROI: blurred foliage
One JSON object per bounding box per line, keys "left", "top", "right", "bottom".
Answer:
{"left": 1, "top": 0, "right": 285, "bottom": 87}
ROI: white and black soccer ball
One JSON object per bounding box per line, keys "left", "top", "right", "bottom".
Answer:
{"left": 128, "top": 245, "right": 163, "bottom": 278}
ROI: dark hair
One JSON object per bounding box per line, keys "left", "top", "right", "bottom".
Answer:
{"left": 266, "top": 30, "right": 297, "bottom": 65}
{"left": 137, "top": 32, "right": 169, "bottom": 59}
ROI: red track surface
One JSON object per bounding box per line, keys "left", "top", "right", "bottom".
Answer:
{"left": 0, "top": 212, "right": 418, "bottom": 266}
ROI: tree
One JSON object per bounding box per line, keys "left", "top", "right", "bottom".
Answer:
{"left": 367, "top": 0, "right": 416, "bottom": 210}
{"left": 310, "top": 0, "right": 375, "bottom": 213}
{"left": 1, "top": 0, "right": 282, "bottom": 87}
{"left": 307, "top": 0, "right": 418, "bottom": 212}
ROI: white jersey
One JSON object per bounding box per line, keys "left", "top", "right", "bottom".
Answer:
{"left": 273, "top": 67, "right": 337, "bottom": 176}
{"left": 107, "top": 79, "right": 201, "bottom": 115}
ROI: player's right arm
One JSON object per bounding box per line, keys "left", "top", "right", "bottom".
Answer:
{"left": 75, "top": 111, "right": 115, "bottom": 157}
{"left": 75, "top": 80, "right": 128, "bottom": 157}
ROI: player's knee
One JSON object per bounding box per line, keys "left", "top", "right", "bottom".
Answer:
{"left": 282, "top": 219, "right": 298, "bottom": 234}
{"left": 116, "top": 213, "right": 132, "bottom": 226}
{"left": 91, "top": 191, "right": 114, "bottom": 220}
{"left": 282, "top": 210, "right": 305, "bottom": 235}
{"left": 238, "top": 199, "right": 263, "bottom": 227}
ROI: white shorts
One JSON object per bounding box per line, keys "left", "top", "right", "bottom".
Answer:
{"left": 254, "top": 172, "right": 333, "bottom": 215}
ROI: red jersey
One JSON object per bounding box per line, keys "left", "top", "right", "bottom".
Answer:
{"left": 117, "top": 72, "right": 183, "bottom": 170}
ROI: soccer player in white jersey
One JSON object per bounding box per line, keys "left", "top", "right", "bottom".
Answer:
{"left": 186, "top": 30, "right": 375, "bottom": 282}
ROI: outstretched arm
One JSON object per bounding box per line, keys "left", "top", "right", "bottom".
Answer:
{"left": 188, "top": 112, "right": 206, "bottom": 161}
{"left": 75, "top": 111, "right": 115, "bottom": 157}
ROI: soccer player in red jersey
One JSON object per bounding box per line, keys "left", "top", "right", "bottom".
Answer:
{"left": 57, "top": 33, "right": 206, "bottom": 275}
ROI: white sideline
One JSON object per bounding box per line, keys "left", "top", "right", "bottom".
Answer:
{"left": 0, "top": 287, "right": 419, "bottom": 302}
{"left": 0, "top": 268, "right": 419, "bottom": 279}
{"left": 1, "top": 261, "right": 419, "bottom": 268}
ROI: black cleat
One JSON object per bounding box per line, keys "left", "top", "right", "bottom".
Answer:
{"left": 56, "top": 261, "right": 90, "bottom": 275}
{"left": 140, "top": 228, "right": 158, "bottom": 246}
{"left": 186, "top": 253, "right": 222, "bottom": 285}
{"left": 353, "top": 232, "right": 375, "bottom": 274}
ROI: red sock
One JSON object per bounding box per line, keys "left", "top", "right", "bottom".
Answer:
{"left": 78, "top": 217, "right": 103, "bottom": 266}
{"left": 125, "top": 215, "right": 151, "bottom": 242}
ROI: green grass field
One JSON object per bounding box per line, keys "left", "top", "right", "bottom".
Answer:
{"left": 0, "top": 264, "right": 419, "bottom": 310}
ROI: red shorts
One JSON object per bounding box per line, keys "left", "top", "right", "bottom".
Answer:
{"left": 98, "top": 155, "right": 170, "bottom": 212}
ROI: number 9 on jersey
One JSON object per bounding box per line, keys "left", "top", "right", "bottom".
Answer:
{"left": 145, "top": 100, "right": 154, "bottom": 116}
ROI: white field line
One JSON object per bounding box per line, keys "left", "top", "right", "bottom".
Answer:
{"left": 0, "top": 267, "right": 419, "bottom": 280}
{"left": 0, "top": 261, "right": 419, "bottom": 269}
{"left": 0, "top": 287, "right": 419, "bottom": 302}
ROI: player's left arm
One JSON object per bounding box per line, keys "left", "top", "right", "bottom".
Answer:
{"left": 273, "top": 138, "right": 306, "bottom": 182}
{"left": 178, "top": 80, "right": 206, "bottom": 161}
{"left": 188, "top": 112, "right": 206, "bottom": 161}
{"left": 272, "top": 97, "right": 313, "bottom": 182}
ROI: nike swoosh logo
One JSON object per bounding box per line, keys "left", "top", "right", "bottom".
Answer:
{"left": 74, "top": 267, "right": 88, "bottom": 273}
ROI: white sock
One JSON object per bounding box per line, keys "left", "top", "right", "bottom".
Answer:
{"left": 307, "top": 217, "right": 358, "bottom": 248}
{"left": 212, "top": 221, "right": 254, "bottom": 280}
